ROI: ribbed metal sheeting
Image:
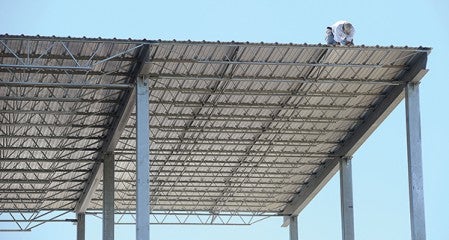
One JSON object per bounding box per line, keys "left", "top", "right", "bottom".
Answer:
{"left": 0, "top": 36, "right": 430, "bottom": 216}
{"left": 0, "top": 36, "right": 143, "bottom": 211}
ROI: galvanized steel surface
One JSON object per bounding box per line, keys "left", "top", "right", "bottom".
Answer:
{"left": 0, "top": 35, "right": 430, "bottom": 218}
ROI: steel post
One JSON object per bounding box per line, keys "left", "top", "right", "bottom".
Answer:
{"left": 289, "top": 216, "right": 299, "bottom": 240}
{"left": 136, "top": 77, "right": 150, "bottom": 240}
{"left": 103, "top": 152, "right": 115, "bottom": 240}
{"left": 405, "top": 83, "right": 426, "bottom": 240}
{"left": 340, "top": 157, "right": 354, "bottom": 240}
{"left": 77, "top": 213, "right": 85, "bottom": 240}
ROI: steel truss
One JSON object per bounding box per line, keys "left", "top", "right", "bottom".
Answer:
{"left": 88, "top": 210, "right": 276, "bottom": 225}
{"left": 0, "top": 211, "right": 73, "bottom": 232}
{"left": 0, "top": 35, "right": 431, "bottom": 233}
{"left": 0, "top": 210, "right": 274, "bottom": 231}
{"left": 0, "top": 37, "right": 146, "bottom": 215}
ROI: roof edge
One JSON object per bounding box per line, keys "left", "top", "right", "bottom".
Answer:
{"left": 0, "top": 34, "right": 432, "bottom": 52}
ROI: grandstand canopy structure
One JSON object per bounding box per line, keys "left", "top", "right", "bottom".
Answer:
{"left": 0, "top": 35, "right": 430, "bottom": 239}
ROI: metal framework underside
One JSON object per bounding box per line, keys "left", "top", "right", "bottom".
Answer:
{"left": 0, "top": 35, "right": 430, "bottom": 230}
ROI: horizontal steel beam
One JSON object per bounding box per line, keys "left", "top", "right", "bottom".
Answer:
{"left": 0, "top": 187, "right": 295, "bottom": 195}
{"left": 1, "top": 146, "right": 99, "bottom": 151}
{"left": 0, "top": 188, "right": 294, "bottom": 195}
{"left": 1, "top": 158, "right": 321, "bottom": 166}
{"left": 0, "top": 123, "right": 108, "bottom": 128}
{"left": 148, "top": 190, "right": 293, "bottom": 195}
{"left": 0, "top": 207, "right": 75, "bottom": 211}
{"left": 0, "top": 197, "right": 79, "bottom": 202}
{"left": 148, "top": 58, "right": 405, "bottom": 69}
{"left": 0, "top": 158, "right": 96, "bottom": 163}
{"left": 116, "top": 152, "right": 331, "bottom": 158}
{"left": 149, "top": 75, "right": 403, "bottom": 85}
{"left": 0, "top": 52, "right": 135, "bottom": 62}
{"left": 127, "top": 194, "right": 286, "bottom": 199}
{"left": 150, "top": 100, "right": 372, "bottom": 110}
{"left": 128, "top": 185, "right": 295, "bottom": 191}
{"left": 100, "top": 198, "right": 285, "bottom": 204}
{"left": 0, "top": 179, "right": 85, "bottom": 184}
{"left": 146, "top": 125, "right": 349, "bottom": 134}
{"left": 126, "top": 164, "right": 320, "bottom": 170}
{"left": 116, "top": 148, "right": 332, "bottom": 156}
{"left": 151, "top": 137, "right": 337, "bottom": 144}
{"left": 115, "top": 202, "right": 278, "bottom": 208}
{"left": 0, "top": 81, "right": 132, "bottom": 89}
{"left": 0, "top": 110, "right": 113, "bottom": 116}
{"left": 109, "top": 179, "right": 306, "bottom": 186}
{"left": 0, "top": 219, "right": 76, "bottom": 223}
{"left": 0, "top": 135, "right": 102, "bottom": 140}
{"left": 148, "top": 86, "right": 382, "bottom": 97}
{"left": 87, "top": 211, "right": 278, "bottom": 217}
{"left": 0, "top": 68, "right": 129, "bottom": 76}
{"left": 0, "top": 123, "right": 348, "bottom": 135}
{"left": 0, "top": 96, "right": 119, "bottom": 103}
{"left": 1, "top": 168, "right": 309, "bottom": 178}
{"left": 162, "top": 117, "right": 353, "bottom": 124}
{"left": 149, "top": 175, "right": 302, "bottom": 180}
{"left": 0, "top": 197, "right": 285, "bottom": 204}
{"left": 0, "top": 136, "right": 337, "bottom": 145}
{"left": 0, "top": 169, "right": 90, "bottom": 173}
{"left": 145, "top": 170, "right": 311, "bottom": 176}
{"left": 113, "top": 222, "right": 253, "bottom": 226}
{"left": 147, "top": 142, "right": 319, "bottom": 148}
{"left": 0, "top": 64, "right": 92, "bottom": 71}
{"left": 150, "top": 113, "right": 360, "bottom": 122}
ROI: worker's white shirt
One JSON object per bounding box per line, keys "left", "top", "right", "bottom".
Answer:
{"left": 331, "top": 20, "right": 355, "bottom": 43}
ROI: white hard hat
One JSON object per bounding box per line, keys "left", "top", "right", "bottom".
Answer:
{"left": 343, "top": 23, "right": 353, "bottom": 35}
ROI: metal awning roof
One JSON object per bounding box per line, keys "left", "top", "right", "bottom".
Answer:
{"left": 0, "top": 35, "right": 430, "bottom": 225}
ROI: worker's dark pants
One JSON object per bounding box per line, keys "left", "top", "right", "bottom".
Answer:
{"left": 325, "top": 28, "right": 337, "bottom": 45}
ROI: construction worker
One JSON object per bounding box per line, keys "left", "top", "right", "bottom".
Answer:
{"left": 325, "top": 20, "right": 355, "bottom": 46}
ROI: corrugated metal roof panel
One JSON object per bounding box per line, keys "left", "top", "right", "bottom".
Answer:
{"left": 0, "top": 35, "right": 430, "bottom": 222}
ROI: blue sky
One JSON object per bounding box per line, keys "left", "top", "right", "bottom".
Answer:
{"left": 1, "top": 0, "right": 448, "bottom": 239}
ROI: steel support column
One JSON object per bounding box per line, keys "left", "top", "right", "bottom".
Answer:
{"left": 103, "top": 152, "right": 115, "bottom": 240}
{"left": 136, "top": 77, "right": 150, "bottom": 240}
{"left": 340, "top": 157, "right": 354, "bottom": 240}
{"left": 405, "top": 83, "right": 426, "bottom": 240}
{"left": 77, "top": 213, "right": 85, "bottom": 240}
{"left": 289, "top": 216, "right": 299, "bottom": 240}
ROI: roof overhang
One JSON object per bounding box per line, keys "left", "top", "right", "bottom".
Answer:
{"left": 0, "top": 35, "right": 430, "bottom": 226}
